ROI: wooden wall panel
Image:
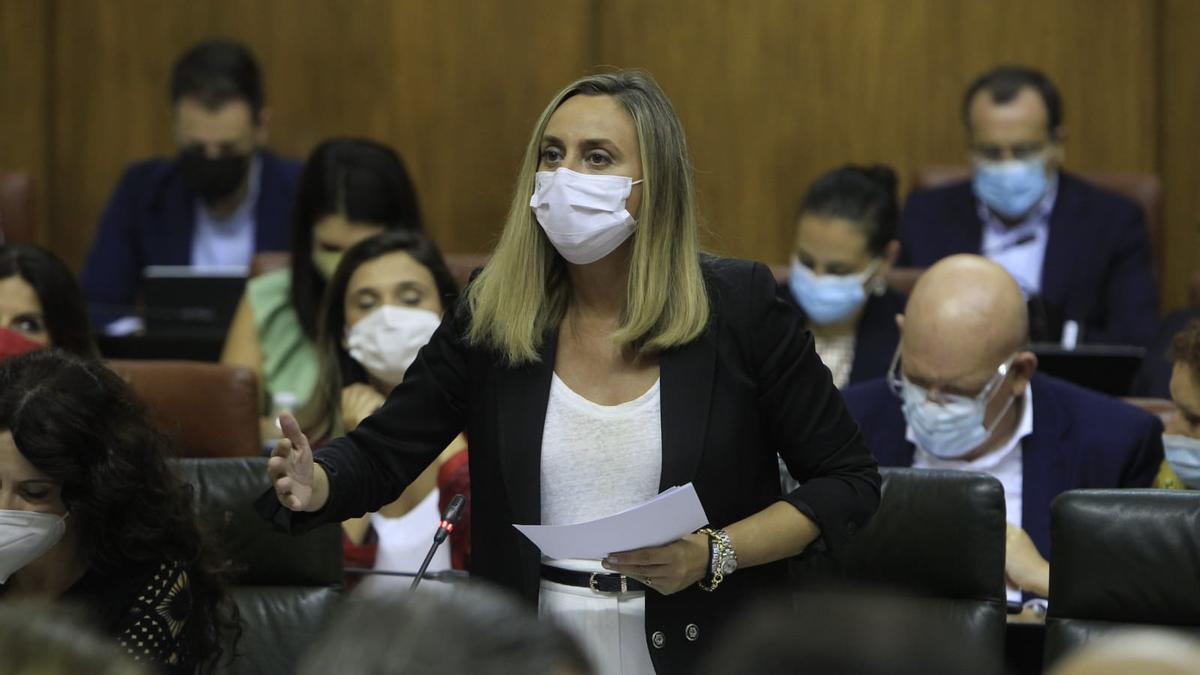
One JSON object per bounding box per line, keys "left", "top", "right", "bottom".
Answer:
{"left": 0, "top": 0, "right": 51, "bottom": 243}
{"left": 47, "top": 0, "right": 592, "bottom": 269}
{"left": 1160, "top": 0, "right": 1200, "bottom": 310}
{"left": 595, "top": 0, "right": 1158, "bottom": 268}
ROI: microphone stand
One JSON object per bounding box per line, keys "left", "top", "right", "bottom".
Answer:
{"left": 411, "top": 494, "right": 466, "bottom": 591}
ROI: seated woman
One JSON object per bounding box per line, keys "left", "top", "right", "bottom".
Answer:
{"left": 0, "top": 244, "right": 98, "bottom": 361}
{"left": 780, "top": 165, "right": 903, "bottom": 388}
{"left": 294, "top": 231, "right": 468, "bottom": 590}
{"left": 0, "top": 350, "right": 237, "bottom": 673}
{"left": 221, "top": 138, "right": 423, "bottom": 432}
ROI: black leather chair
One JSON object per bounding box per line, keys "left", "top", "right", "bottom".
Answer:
{"left": 1044, "top": 489, "right": 1200, "bottom": 668}
{"left": 814, "top": 468, "right": 1009, "bottom": 665}
{"left": 174, "top": 458, "right": 344, "bottom": 675}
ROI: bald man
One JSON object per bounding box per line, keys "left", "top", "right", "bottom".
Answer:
{"left": 843, "top": 255, "right": 1163, "bottom": 604}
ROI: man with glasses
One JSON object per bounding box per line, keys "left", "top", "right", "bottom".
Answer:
{"left": 897, "top": 65, "right": 1157, "bottom": 346}
{"left": 843, "top": 255, "right": 1162, "bottom": 606}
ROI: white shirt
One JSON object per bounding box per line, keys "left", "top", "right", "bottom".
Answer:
{"left": 540, "top": 373, "right": 663, "bottom": 573}
{"left": 910, "top": 384, "right": 1034, "bottom": 602}
{"left": 812, "top": 331, "right": 856, "bottom": 390}
{"left": 190, "top": 154, "right": 261, "bottom": 271}
{"left": 978, "top": 174, "right": 1058, "bottom": 297}
{"left": 352, "top": 487, "right": 450, "bottom": 597}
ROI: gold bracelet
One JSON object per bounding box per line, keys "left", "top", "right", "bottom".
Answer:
{"left": 696, "top": 527, "right": 733, "bottom": 592}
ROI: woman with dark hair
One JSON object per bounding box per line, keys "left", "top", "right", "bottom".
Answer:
{"left": 294, "top": 230, "right": 469, "bottom": 589}
{"left": 0, "top": 244, "right": 98, "bottom": 360}
{"left": 0, "top": 350, "right": 238, "bottom": 673}
{"left": 221, "top": 138, "right": 423, "bottom": 422}
{"left": 781, "top": 165, "right": 904, "bottom": 389}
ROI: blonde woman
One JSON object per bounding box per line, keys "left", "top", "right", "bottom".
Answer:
{"left": 260, "top": 71, "right": 879, "bottom": 675}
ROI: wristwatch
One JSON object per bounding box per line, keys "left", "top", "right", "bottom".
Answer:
{"left": 697, "top": 527, "right": 737, "bottom": 591}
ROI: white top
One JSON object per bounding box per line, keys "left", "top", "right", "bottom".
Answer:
{"left": 978, "top": 174, "right": 1058, "bottom": 297}
{"left": 352, "top": 487, "right": 450, "bottom": 597}
{"left": 812, "top": 331, "right": 856, "bottom": 390}
{"left": 540, "top": 373, "right": 663, "bottom": 572}
{"left": 910, "top": 384, "right": 1034, "bottom": 602}
{"left": 190, "top": 154, "right": 261, "bottom": 269}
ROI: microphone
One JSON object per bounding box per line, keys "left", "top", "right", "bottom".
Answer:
{"left": 411, "top": 493, "right": 466, "bottom": 590}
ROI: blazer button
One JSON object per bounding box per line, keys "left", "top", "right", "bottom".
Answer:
{"left": 651, "top": 631, "right": 666, "bottom": 649}
{"left": 685, "top": 623, "right": 700, "bottom": 641}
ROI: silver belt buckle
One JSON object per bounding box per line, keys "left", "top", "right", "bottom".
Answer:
{"left": 588, "top": 572, "right": 628, "bottom": 594}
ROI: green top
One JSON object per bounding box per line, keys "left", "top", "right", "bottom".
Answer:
{"left": 246, "top": 268, "right": 319, "bottom": 408}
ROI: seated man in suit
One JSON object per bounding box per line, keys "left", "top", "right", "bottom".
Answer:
{"left": 843, "top": 255, "right": 1163, "bottom": 604}
{"left": 898, "top": 65, "right": 1158, "bottom": 346}
{"left": 81, "top": 39, "right": 301, "bottom": 333}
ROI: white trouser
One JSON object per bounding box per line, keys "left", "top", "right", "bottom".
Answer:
{"left": 539, "top": 578, "right": 656, "bottom": 675}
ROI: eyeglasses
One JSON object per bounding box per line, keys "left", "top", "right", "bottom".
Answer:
{"left": 969, "top": 141, "right": 1051, "bottom": 163}
{"left": 886, "top": 347, "right": 1016, "bottom": 405}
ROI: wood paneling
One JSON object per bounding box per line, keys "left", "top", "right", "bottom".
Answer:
{"left": 595, "top": 0, "right": 1158, "bottom": 267}
{"left": 6, "top": 0, "right": 1194, "bottom": 309}
{"left": 47, "top": 0, "right": 592, "bottom": 269}
{"left": 1160, "top": 0, "right": 1200, "bottom": 310}
{"left": 0, "top": 0, "right": 51, "bottom": 242}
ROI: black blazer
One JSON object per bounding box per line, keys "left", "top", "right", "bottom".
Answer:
{"left": 259, "top": 258, "right": 880, "bottom": 674}
{"left": 775, "top": 282, "right": 906, "bottom": 387}
{"left": 898, "top": 171, "right": 1158, "bottom": 346}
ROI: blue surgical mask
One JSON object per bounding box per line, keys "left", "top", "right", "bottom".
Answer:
{"left": 972, "top": 158, "right": 1049, "bottom": 220}
{"left": 1163, "top": 434, "right": 1200, "bottom": 489}
{"left": 890, "top": 351, "right": 1018, "bottom": 460}
{"left": 788, "top": 259, "right": 878, "bottom": 325}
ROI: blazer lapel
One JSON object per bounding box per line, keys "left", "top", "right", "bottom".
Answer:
{"left": 163, "top": 174, "right": 197, "bottom": 266}
{"left": 658, "top": 329, "right": 716, "bottom": 492}
{"left": 496, "top": 329, "right": 558, "bottom": 526}
{"left": 954, "top": 183, "right": 985, "bottom": 256}
{"left": 1040, "top": 173, "right": 1085, "bottom": 308}
{"left": 1020, "top": 375, "right": 1069, "bottom": 558}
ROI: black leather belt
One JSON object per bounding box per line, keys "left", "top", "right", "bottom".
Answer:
{"left": 540, "top": 564, "right": 648, "bottom": 593}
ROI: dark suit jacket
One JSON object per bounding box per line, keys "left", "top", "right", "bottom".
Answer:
{"left": 776, "top": 282, "right": 905, "bottom": 386}
{"left": 842, "top": 372, "right": 1163, "bottom": 560}
{"left": 80, "top": 150, "right": 300, "bottom": 327}
{"left": 260, "top": 258, "right": 881, "bottom": 674}
{"left": 898, "top": 172, "right": 1158, "bottom": 346}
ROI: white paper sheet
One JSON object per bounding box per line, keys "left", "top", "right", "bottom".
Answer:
{"left": 513, "top": 483, "right": 709, "bottom": 560}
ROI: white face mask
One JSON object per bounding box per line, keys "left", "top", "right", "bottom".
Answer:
{"left": 0, "top": 510, "right": 68, "bottom": 584}
{"left": 889, "top": 351, "right": 1018, "bottom": 460}
{"left": 345, "top": 305, "right": 443, "bottom": 390}
{"left": 1163, "top": 434, "right": 1200, "bottom": 489}
{"left": 529, "top": 167, "right": 644, "bottom": 265}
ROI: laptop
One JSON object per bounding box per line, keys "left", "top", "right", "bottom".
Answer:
{"left": 142, "top": 266, "right": 247, "bottom": 338}
{"left": 1030, "top": 343, "right": 1146, "bottom": 397}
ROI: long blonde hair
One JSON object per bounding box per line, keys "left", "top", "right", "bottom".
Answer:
{"left": 465, "top": 71, "right": 709, "bottom": 365}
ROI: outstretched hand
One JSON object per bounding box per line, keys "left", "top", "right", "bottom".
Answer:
{"left": 266, "top": 412, "right": 319, "bottom": 512}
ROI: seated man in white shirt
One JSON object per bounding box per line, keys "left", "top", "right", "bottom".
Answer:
{"left": 843, "top": 255, "right": 1163, "bottom": 606}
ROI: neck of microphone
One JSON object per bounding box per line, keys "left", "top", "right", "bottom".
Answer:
{"left": 411, "top": 493, "right": 466, "bottom": 591}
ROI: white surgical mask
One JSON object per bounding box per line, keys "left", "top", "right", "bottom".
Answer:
{"left": 0, "top": 510, "right": 68, "bottom": 584}
{"left": 529, "top": 167, "right": 643, "bottom": 265}
{"left": 1163, "top": 434, "right": 1200, "bottom": 489}
{"left": 788, "top": 259, "right": 879, "bottom": 325}
{"left": 889, "top": 351, "right": 1018, "bottom": 460}
{"left": 346, "top": 305, "right": 443, "bottom": 390}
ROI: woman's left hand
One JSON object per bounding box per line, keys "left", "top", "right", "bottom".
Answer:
{"left": 601, "top": 532, "right": 710, "bottom": 595}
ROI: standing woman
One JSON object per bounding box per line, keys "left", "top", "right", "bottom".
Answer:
{"left": 261, "top": 71, "right": 879, "bottom": 674}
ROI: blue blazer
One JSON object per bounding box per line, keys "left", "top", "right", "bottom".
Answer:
{"left": 897, "top": 172, "right": 1159, "bottom": 346}
{"left": 81, "top": 149, "right": 301, "bottom": 326}
{"left": 842, "top": 372, "right": 1163, "bottom": 559}
{"left": 775, "top": 282, "right": 905, "bottom": 387}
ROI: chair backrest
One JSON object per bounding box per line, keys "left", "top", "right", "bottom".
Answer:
{"left": 1121, "top": 397, "right": 1177, "bottom": 427}
{"left": 444, "top": 252, "right": 489, "bottom": 290}
{"left": 249, "top": 251, "right": 291, "bottom": 278}
{"left": 174, "top": 457, "right": 343, "bottom": 675}
{"left": 0, "top": 171, "right": 35, "bottom": 244}
{"left": 1044, "top": 489, "right": 1200, "bottom": 668}
{"left": 828, "top": 468, "right": 1009, "bottom": 659}
{"left": 912, "top": 166, "right": 1164, "bottom": 282}
{"left": 107, "top": 360, "right": 262, "bottom": 458}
